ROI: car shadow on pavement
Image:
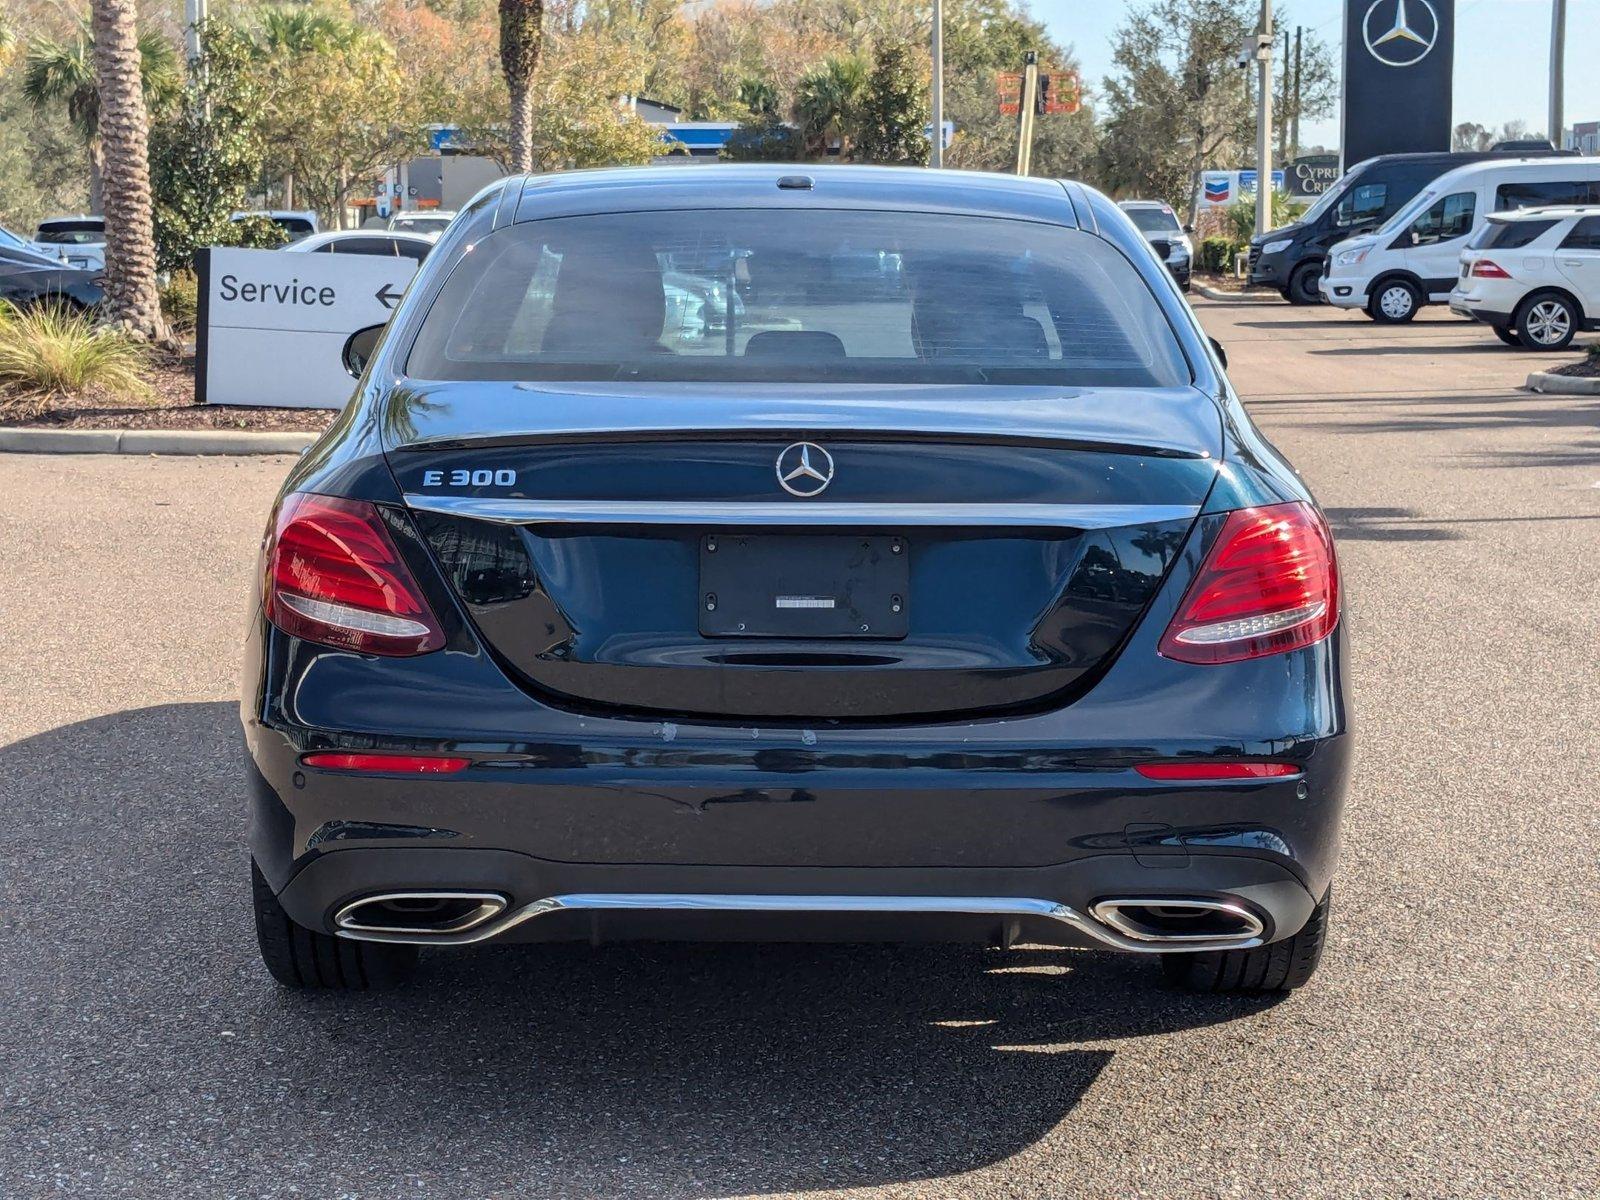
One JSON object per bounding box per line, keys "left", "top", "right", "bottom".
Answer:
{"left": 1, "top": 703, "right": 1282, "bottom": 1196}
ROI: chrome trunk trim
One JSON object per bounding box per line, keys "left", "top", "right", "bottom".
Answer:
{"left": 402, "top": 495, "right": 1200, "bottom": 530}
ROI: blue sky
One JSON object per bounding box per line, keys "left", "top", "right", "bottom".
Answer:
{"left": 1030, "top": 0, "right": 1598, "bottom": 152}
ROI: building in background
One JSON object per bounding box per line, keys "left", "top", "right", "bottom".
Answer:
{"left": 1566, "top": 121, "right": 1600, "bottom": 155}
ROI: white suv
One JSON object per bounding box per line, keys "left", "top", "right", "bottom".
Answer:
{"left": 1451, "top": 206, "right": 1600, "bottom": 349}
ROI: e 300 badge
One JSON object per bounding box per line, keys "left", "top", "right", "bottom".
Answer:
{"left": 420, "top": 468, "right": 518, "bottom": 487}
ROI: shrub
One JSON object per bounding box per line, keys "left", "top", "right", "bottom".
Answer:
{"left": 223, "top": 215, "right": 289, "bottom": 251}
{"left": 0, "top": 303, "right": 152, "bottom": 405}
{"left": 1198, "top": 236, "right": 1235, "bottom": 274}
{"left": 160, "top": 270, "right": 199, "bottom": 332}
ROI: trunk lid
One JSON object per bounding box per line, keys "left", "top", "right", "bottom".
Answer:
{"left": 387, "top": 382, "right": 1221, "bottom": 723}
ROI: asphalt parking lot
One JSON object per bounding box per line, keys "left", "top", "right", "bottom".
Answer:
{"left": 2, "top": 301, "right": 1597, "bottom": 1199}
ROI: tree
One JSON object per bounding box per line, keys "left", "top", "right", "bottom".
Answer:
{"left": 500, "top": 0, "right": 545, "bottom": 172}
{"left": 795, "top": 55, "right": 867, "bottom": 158}
{"left": 1098, "top": 0, "right": 1333, "bottom": 219}
{"left": 89, "top": 0, "right": 168, "bottom": 342}
{"left": 150, "top": 22, "right": 267, "bottom": 273}
{"left": 22, "top": 18, "right": 180, "bottom": 215}
{"left": 854, "top": 41, "right": 929, "bottom": 165}
{"left": 253, "top": 14, "right": 421, "bottom": 228}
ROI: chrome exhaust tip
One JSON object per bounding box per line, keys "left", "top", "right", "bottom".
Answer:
{"left": 1089, "top": 897, "right": 1265, "bottom": 947}
{"left": 333, "top": 891, "right": 508, "bottom": 937}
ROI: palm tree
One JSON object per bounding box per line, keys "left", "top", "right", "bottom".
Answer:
{"left": 22, "top": 19, "right": 180, "bottom": 215}
{"left": 499, "top": 0, "right": 544, "bottom": 173}
{"left": 795, "top": 56, "right": 867, "bottom": 160}
{"left": 89, "top": 0, "right": 168, "bottom": 342}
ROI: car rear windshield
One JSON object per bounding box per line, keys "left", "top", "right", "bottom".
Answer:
{"left": 404, "top": 209, "right": 1190, "bottom": 387}
{"left": 36, "top": 222, "right": 103, "bottom": 244}
{"left": 1124, "top": 207, "right": 1181, "bottom": 234}
{"left": 1471, "top": 218, "right": 1558, "bottom": 250}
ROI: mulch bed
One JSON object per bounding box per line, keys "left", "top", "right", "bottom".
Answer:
{"left": 1548, "top": 352, "right": 1600, "bottom": 379}
{"left": 0, "top": 356, "right": 336, "bottom": 432}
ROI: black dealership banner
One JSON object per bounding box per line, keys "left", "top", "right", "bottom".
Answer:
{"left": 1342, "top": 0, "right": 1454, "bottom": 167}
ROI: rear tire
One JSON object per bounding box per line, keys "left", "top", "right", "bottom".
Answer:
{"left": 1286, "top": 262, "right": 1323, "bottom": 305}
{"left": 1366, "top": 279, "right": 1421, "bottom": 323}
{"left": 1493, "top": 325, "right": 1523, "bottom": 347}
{"left": 251, "top": 859, "right": 417, "bottom": 989}
{"left": 1514, "top": 292, "right": 1578, "bottom": 350}
{"left": 1161, "top": 889, "right": 1330, "bottom": 993}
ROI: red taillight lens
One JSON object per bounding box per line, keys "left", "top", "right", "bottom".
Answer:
{"left": 1159, "top": 502, "right": 1339, "bottom": 665}
{"left": 1135, "top": 761, "right": 1299, "bottom": 781}
{"left": 1470, "top": 259, "right": 1511, "bottom": 279}
{"left": 264, "top": 493, "right": 444, "bottom": 656}
{"left": 301, "top": 752, "right": 469, "bottom": 774}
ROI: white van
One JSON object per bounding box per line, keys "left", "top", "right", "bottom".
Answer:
{"left": 1319, "top": 157, "right": 1600, "bottom": 321}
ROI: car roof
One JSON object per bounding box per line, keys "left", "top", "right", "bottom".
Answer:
{"left": 1117, "top": 200, "right": 1171, "bottom": 208}
{"left": 1411, "top": 155, "right": 1600, "bottom": 192}
{"left": 37, "top": 215, "right": 103, "bottom": 226}
{"left": 1487, "top": 204, "right": 1600, "bottom": 221}
{"left": 289, "top": 230, "right": 436, "bottom": 250}
{"left": 507, "top": 164, "right": 1081, "bottom": 227}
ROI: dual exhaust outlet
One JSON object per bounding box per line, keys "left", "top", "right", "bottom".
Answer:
{"left": 332, "top": 891, "right": 1267, "bottom": 953}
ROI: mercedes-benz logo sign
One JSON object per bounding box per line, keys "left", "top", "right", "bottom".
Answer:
{"left": 776, "top": 442, "right": 835, "bottom": 497}
{"left": 1363, "top": 0, "right": 1439, "bottom": 68}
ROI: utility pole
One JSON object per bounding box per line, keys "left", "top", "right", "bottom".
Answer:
{"left": 1549, "top": 0, "right": 1567, "bottom": 148}
{"left": 1015, "top": 51, "right": 1040, "bottom": 176}
{"left": 930, "top": 0, "right": 945, "bottom": 168}
{"left": 1292, "top": 27, "right": 1302, "bottom": 163}
{"left": 1278, "top": 29, "right": 1289, "bottom": 163}
{"left": 184, "top": 0, "right": 205, "bottom": 64}
{"left": 1255, "top": 0, "right": 1274, "bottom": 236}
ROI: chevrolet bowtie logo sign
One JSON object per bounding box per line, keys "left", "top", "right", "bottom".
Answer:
{"left": 1362, "top": 0, "right": 1440, "bottom": 67}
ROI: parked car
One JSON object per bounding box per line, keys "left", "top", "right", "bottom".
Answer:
{"left": 1117, "top": 200, "right": 1192, "bottom": 290}
{"left": 243, "top": 166, "right": 1348, "bottom": 997}
{"left": 1320, "top": 156, "right": 1600, "bottom": 321}
{"left": 1450, "top": 206, "right": 1600, "bottom": 349}
{"left": 386, "top": 210, "right": 456, "bottom": 237}
{"left": 33, "top": 215, "right": 106, "bottom": 270}
{"left": 285, "top": 230, "right": 435, "bottom": 261}
{"left": 229, "top": 210, "right": 320, "bottom": 242}
{"left": 0, "top": 240, "right": 102, "bottom": 310}
{"left": 1249, "top": 146, "right": 1567, "bottom": 304}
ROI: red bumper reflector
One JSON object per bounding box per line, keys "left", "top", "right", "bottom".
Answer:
{"left": 301, "top": 752, "right": 470, "bottom": 774}
{"left": 1135, "top": 761, "right": 1299, "bottom": 781}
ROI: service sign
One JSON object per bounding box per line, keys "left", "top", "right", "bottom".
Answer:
{"left": 196, "top": 246, "right": 417, "bottom": 409}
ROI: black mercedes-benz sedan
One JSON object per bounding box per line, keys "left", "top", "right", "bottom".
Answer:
{"left": 243, "top": 166, "right": 1349, "bottom": 994}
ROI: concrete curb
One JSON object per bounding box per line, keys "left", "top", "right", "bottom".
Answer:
{"left": 1525, "top": 370, "right": 1600, "bottom": 395}
{"left": 0, "top": 427, "right": 315, "bottom": 455}
{"left": 1192, "top": 282, "right": 1280, "bottom": 305}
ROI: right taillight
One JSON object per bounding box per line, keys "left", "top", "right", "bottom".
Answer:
{"left": 1159, "top": 502, "right": 1339, "bottom": 665}
{"left": 264, "top": 493, "right": 445, "bottom": 656}
{"left": 1470, "top": 259, "right": 1511, "bottom": 279}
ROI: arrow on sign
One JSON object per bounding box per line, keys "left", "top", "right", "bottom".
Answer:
{"left": 375, "top": 283, "right": 404, "bottom": 310}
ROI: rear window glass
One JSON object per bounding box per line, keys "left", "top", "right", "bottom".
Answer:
{"left": 1471, "top": 218, "right": 1558, "bottom": 249}
{"left": 36, "top": 222, "right": 103, "bottom": 244}
{"left": 1494, "top": 179, "right": 1600, "bottom": 210}
{"left": 405, "top": 210, "right": 1189, "bottom": 387}
{"left": 1124, "top": 207, "right": 1181, "bottom": 234}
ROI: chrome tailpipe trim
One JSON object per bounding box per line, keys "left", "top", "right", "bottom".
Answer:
{"left": 1088, "top": 897, "right": 1265, "bottom": 946}
{"left": 333, "top": 891, "right": 509, "bottom": 937}
{"left": 333, "top": 892, "right": 1264, "bottom": 953}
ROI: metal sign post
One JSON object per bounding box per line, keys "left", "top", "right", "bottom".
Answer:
{"left": 931, "top": 0, "right": 945, "bottom": 168}
{"left": 1015, "top": 52, "right": 1040, "bottom": 177}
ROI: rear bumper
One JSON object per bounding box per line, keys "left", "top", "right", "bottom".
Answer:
{"left": 272, "top": 843, "right": 1318, "bottom": 952}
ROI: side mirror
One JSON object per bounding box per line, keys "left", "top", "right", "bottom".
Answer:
{"left": 1183, "top": 223, "right": 1195, "bottom": 234}
{"left": 341, "top": 324, "right": 385, "bottom": 378}
{"left": 1209, "top": 336, "right": 1228, "bottom": 370}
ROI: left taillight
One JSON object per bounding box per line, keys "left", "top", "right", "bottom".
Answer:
{"left": 263, "top": 493, "right": 445, "bottom": 656}
{"left": 1159, "top": 501, "right": 1339, "bottom": 665}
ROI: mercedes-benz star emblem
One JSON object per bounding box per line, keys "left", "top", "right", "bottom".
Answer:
{"left": 1363, "top": 0, "right": 1439, "bottom": 68}
{"left": 776, "top": 442, "right": 835, "bottom": 498}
